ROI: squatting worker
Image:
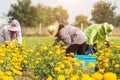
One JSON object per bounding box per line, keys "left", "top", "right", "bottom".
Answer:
{"left": 47, "top": 21, "right": 87, "bottom": 55}
{"left": 84, "top": 22, "right": 114, "bottom": 53}
{"left": 0, "top": 19, "right": 22, "bottom": 45}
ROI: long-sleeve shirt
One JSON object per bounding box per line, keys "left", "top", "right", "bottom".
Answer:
{"left": 84, "top": 23, "right": 114, "bottom": 45}
{"left": 55, "top": 25, "right": 87, "bottom": 47}
{"left": 0, "top": 25, "right": 22, "bottom": 44}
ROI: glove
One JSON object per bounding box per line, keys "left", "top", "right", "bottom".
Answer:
{"left": 106, "top": 41, "right": 110, "bottom": 47}
{"left": 53, "top": 42, "right": 58, "bottom": 46}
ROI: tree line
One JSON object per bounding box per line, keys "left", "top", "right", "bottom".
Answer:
{"left": 5, "top": 0, "right": 120, "bottom": 28}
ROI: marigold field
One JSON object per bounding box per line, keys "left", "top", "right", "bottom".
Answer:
{"left": 0, "top": 36, "right": 120, "bottom": 80}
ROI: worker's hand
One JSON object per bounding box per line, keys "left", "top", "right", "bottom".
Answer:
{"left": 106, "top": 41, "right": 110, "bottom": 48}
{"left": 53, "top": 42, "right": 58, "bottom": 46}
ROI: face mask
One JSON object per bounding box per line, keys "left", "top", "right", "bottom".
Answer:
{"left": 11, "top": 31, "right": 17, "bottom": 39}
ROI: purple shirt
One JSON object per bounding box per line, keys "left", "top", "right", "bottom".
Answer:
{"left": 57, "top": 25, "right": 87, "bottom": 47}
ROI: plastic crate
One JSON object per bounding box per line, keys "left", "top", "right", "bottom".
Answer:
{"left": 74, "top": 55, "right": 97, "bottom": 72}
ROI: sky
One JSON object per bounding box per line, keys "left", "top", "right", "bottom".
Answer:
{"left": 0, "top": 0, "right": 120, "bottom": 25}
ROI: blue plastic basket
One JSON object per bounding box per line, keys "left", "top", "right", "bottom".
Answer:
{"left": 74, "top": 55, "right": 97, "bottom": 72}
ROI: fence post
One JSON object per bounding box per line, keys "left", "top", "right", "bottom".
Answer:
{"left": 39, "top": 23, "right": 42, "bottom": 35}
{"left": 81, "top": 23, "right": 83, "bottom": 31}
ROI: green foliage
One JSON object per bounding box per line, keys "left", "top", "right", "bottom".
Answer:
{"left": 7, "top": 0, "right": 39, "bottom": 27}
{"left": 74, "top": 15, "right": 90, "bottom": 28}
{"left": 113, "top": 14, "right": 120, "bottom": 27}
{"left": 7, "top": 0, "right": 69, "bottom": 27}
{"left": 94, "top": 42, "right": 120, "bottom": 78}
{"left": 51, "top": 6, "right": 69, "bottom": 24}
{"left": 91, "top": 1, "right": 116, "bottom": 24}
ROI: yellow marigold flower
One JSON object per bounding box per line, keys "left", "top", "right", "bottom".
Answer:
{"left": 59, "top": 64, "right": 65, "bottom": 69}
{"left": 35, "top": 61, "right": 40, "bottom": 64}
{"left": 69, "top": 58, "right": 76, "bottom": 62}
{"left": 71, "top": 75, "right": 79, "bottom": 79}
{"left": 114, "top": 64, "right": 119, "bottom": 68}
{"left": 0, "top": 60, "right": 4, "bottom": 64}
{"left": 42, "top": 46, "right": 48, "bottom": 51}
{"left": 98, "top": 50, "right": 103, "bottom": 53}
{"left": 115, "top": 46, "right": 120, "bottom": 49}
{"left": 70, "top": 52, "right": 74, "bottom": 56}
{"left": 48, "top": 51, "right": 53, "bottom": 54}
{"left": 74, "top": 62, "right": 80, "bottom": 67}
{"left": 104, "top": 63, "right": 109, "bottom": 68}
{"left": 0, "top": 48, "right": 4, "bottom": 53}
{"left": 56, "top": 50, "right": 61, "bottom": 55}
{"left": 103, "top": 72, "right": 117, "bottom": 80}
{"left": 32, "top": 66, "right": 35, "bottom": 69}
{"left": 104, "top": 42, "right": 107, "bottom": 45}
{"left": 64, "top": 68, "right": 73, "bottom": 75}
{"left": 36, "top": 52, "right": 40, "bottom": 56}
{"left": 21, "top": 42, "right": 25, "bottom": 46}
{"left": 81, "top": 74, "right": 95, "bottom": 80}
{"left": 14, "top": 65, "right": 22, "bottom": 70}
{"left": 110, "top": 41, "right": 115, "bottom": 45}
{"left": 46, "top": 76, "right": 52, "bottom": 80}
{"left": 103, "top": 58, "right": 109, "bottom": 63}
{"left": 12, "top": 69, "right": 22, "bottom": 76}
{"left": 57, "top": 75, "right": 65, "bottom": 80}
{"left": 27, "top": 49, "right": 33, "bottom": 53}
{"left": 99, "top": 69, "right": 105, "bottom": 73}
{"left": 54, "top": 45, "right": 60, "bottom": 50}
{"left": 96, "top": 61, "right": 99, "bottom": 64}
{"left": 7, "top": 76, "right": 14, "bottom": 80}
{"left": 61, "top": 50, "right": 65, "bottom": 54}
{"left": 0, "top": 70, "right": 3, "bottom": 76}
{"left": 64, "top": 69, "right": 70, "bottom": 75}
{"left": 2, "top": 76, "right": 9, "bottom": 80}
{"left": 23, "top": 60, "right": 28, "bottom": 64}
{"left": 91, "top": 72, "right": 103, "bottom": 80}
{"left": 5, "top": 40, "right": 11, "bottom": 45}
{"left": 0, "top": 53, "right": 5, "bottom": 57}
{"left": 63, "top": 61, "right": 71, "bottom": 66}
{"left": 54, "top": 67, "right": 61, "bottom": 72}
{"left": 23, "top": 55, "right": 27, "bottom": 58}
{"left": 62, "top": 46, "right": 67, "bottom": 49}
{"left": 112, "top": 60, "right": 115, "bottom": 64}
{"left": 77, "top": 70, "right": 82, "bottom": 73}
{"left": 6, "top": 67, "right": 10, "bottom": 70}
{"left": 70, "top": 77, "right": 77, "bottom": 80}
{"left": 88, "top": 62, "right": 95, "bottom": 69}
{"left": 98, "top": 57, "right": 102, "bottom": 60}
{"left": 78, "top": 61, "right": 84, "bottom": 64}
{"left": 37, "top": 58, "right": 41, "bottom": 61}
{"left": 6, "top": 71, "right": 12, "bottom": 76}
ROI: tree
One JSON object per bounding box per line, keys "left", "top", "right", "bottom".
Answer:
{"left": 35, "top": 4, "right": 52, "bottom": 27}
{"left": 74, "top": 15, "right": 90, "bottom": 28}
{"left": 7, "top": 0, "right": 39, "bottom": 27}
{"left": 91, "top": 1, "right": 116, "bottom": 24}
{"left": 113, "top": 14, "right": 120, "bottom": 27}
{"left": 51, "top": 6, "right": 69, "bottom": 24}
{"left": 7, "top": 0, "right": 69, "bottom": 27}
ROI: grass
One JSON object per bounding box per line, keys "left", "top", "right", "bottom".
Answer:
{"left": 23, "top": 36, "right": 120, "bottom": 49}
{"left": 23, "top": 36, "right": 55, "bottom": 49}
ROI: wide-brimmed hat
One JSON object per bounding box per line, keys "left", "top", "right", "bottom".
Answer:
{"left": 103, "top": 22, "right": 114, "bottom": 34}
{"left": 8, "top": 19, "right": 21, "bottom": 31}
{"left": 47, "top": 21, "right": 59, "bottom": 37}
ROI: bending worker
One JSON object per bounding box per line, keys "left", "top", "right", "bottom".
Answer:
{"left": 84, "top": 22, "right": 114, "bottom": 53}
{"left": 0, "top": 19, "right": 22, "bottom": 45}
{"left": 47, "top": 21, "right": 87, "bottom": 55}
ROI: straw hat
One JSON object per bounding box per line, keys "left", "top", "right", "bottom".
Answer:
{"left": 47, "top": 21, "right": 59, "bottom": 37}
{"left": 8, "top": 19, "right": 21, "bottom": 31}
{"left": 103, "top": 22, "right": 114, "bottom": 34}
